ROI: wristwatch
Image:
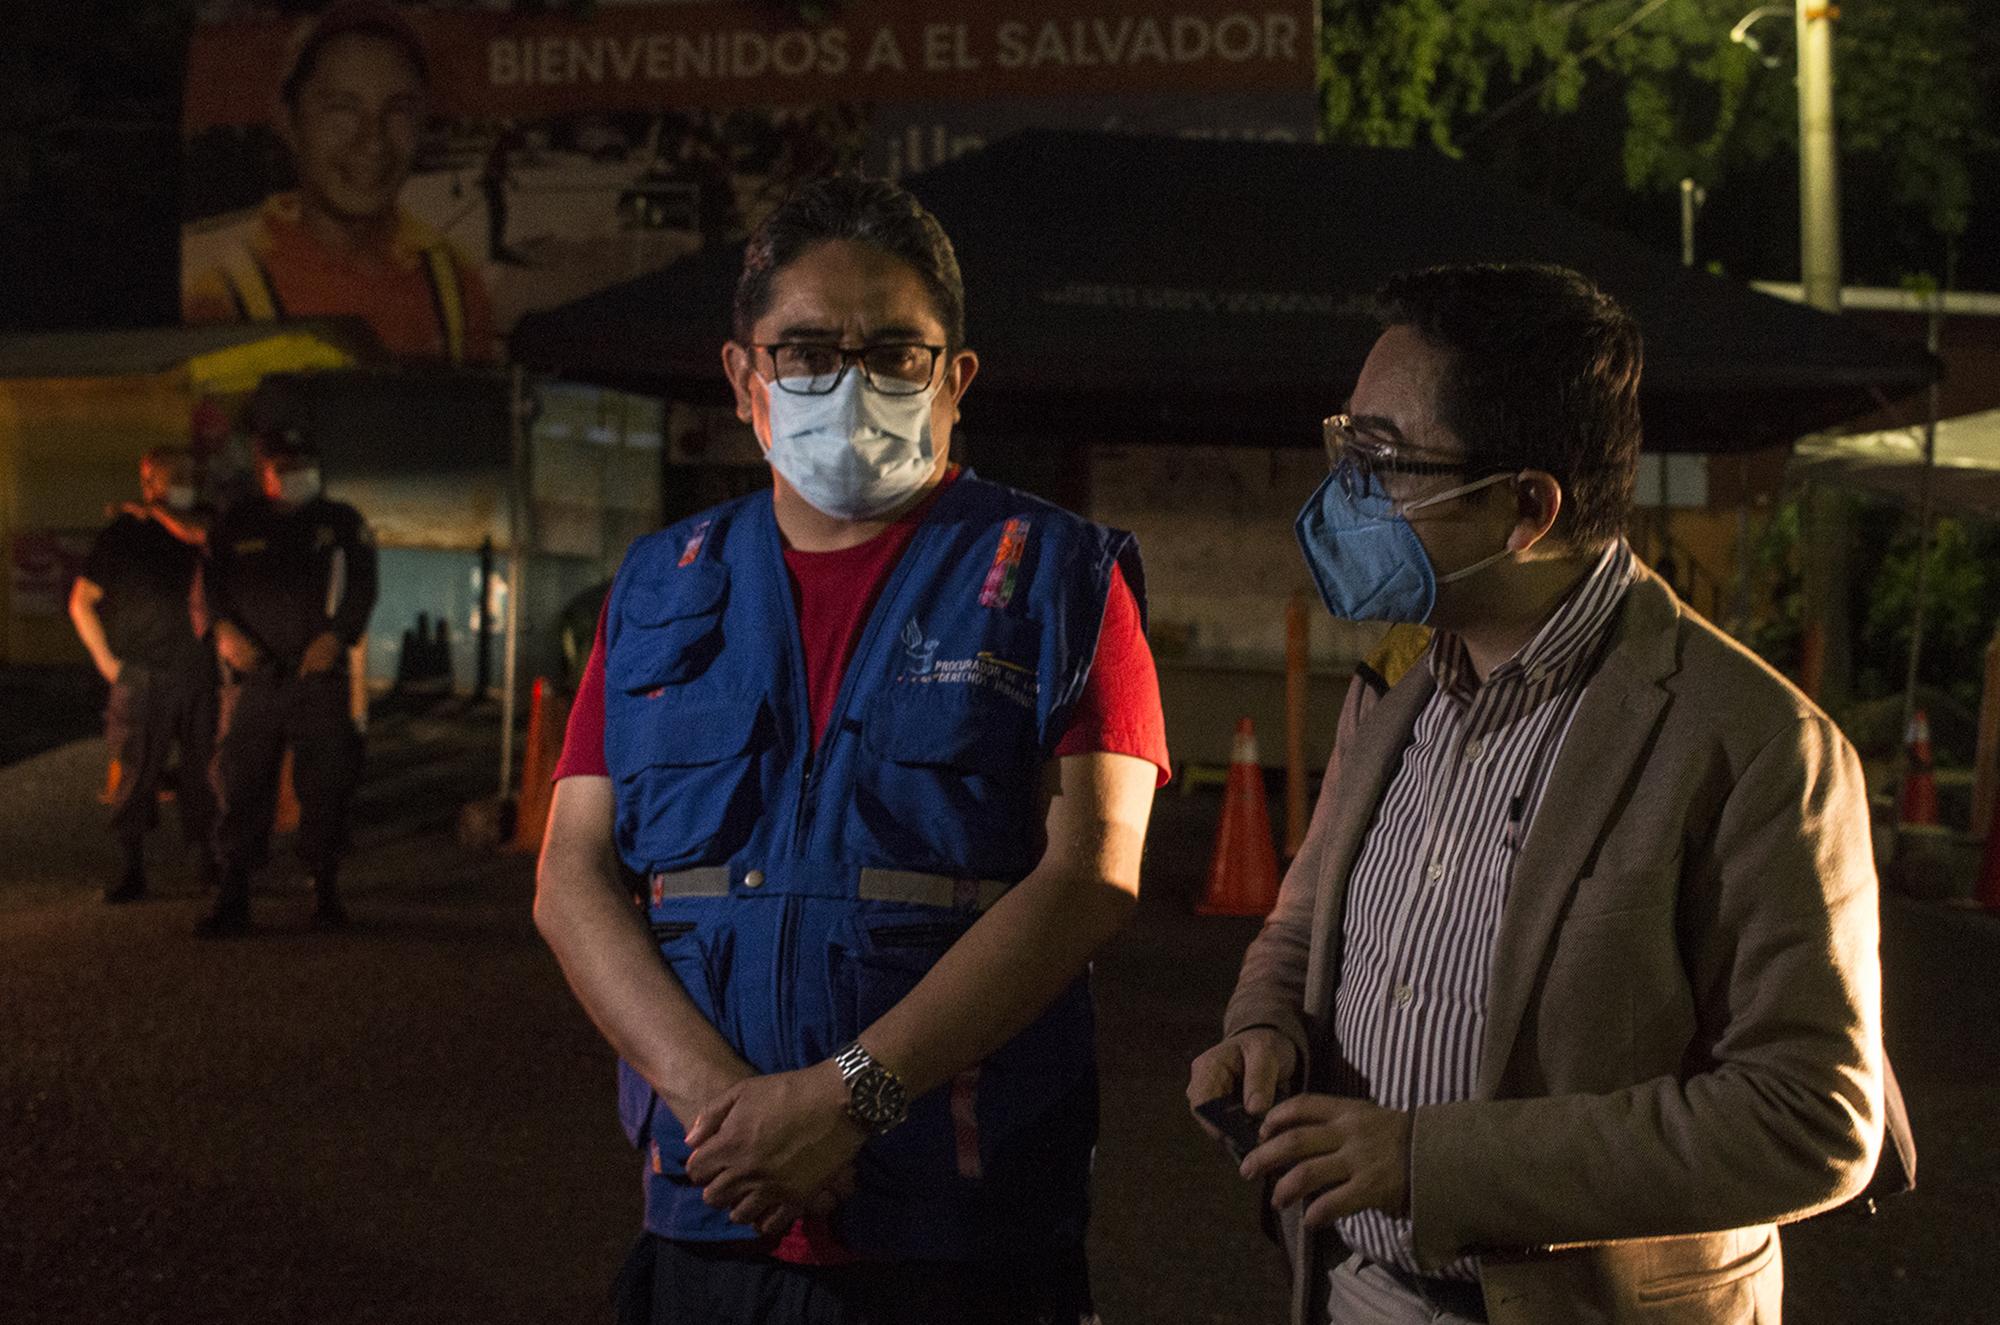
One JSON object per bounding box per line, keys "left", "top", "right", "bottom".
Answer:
{"left": 833, "top": 1040, "right": 909, "bottom": 1134}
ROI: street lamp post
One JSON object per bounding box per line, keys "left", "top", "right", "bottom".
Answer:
{"left": 1795, "top": 1, "right": 1842, "bottom": 312}
{"left": 1733, "top": 2, "right": 1849, "bottom": 699}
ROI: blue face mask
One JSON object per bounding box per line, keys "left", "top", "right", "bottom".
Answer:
{"left": 1294, "top": 469, "right": 1517, "bottom": 623}
{"left": 763, "top": 373, "right": 939, "bottom": 521}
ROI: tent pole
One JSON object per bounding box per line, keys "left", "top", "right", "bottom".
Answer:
{"left": 500, "top": 363, "right": 527, "bottom": 799}
{"left": 1900, "top": 294, "right": 1946, "bottom": 739}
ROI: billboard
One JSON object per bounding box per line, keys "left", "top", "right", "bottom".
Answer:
{"left": 181, "top": 0, "right": 1317, "bottom": 364}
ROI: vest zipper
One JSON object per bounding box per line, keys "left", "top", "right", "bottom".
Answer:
{"left": 774, "top": 895, "right": 801, "bottom": 1061}
{"left": 778, "top": 490, "right": 941, "bottom": 860}
{"left": 793, "top": 753, "right": 817, "bottom": 855}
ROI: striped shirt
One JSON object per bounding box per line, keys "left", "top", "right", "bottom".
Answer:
{"left": 1330, "top": 539, "right": 1636, "bottom": 1280}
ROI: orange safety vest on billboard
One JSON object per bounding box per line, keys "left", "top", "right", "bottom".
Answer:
{"left": 184, "top": 194, "right": 494, "bottom": 363}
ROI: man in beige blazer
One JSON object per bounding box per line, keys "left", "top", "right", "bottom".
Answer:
{"left": 1189, "top": 264, "right": 1883, "bottom": 1324}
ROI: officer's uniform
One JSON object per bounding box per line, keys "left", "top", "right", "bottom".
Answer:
{"left": 82, "top": 512, "right": 217, "bottom": 887}
{"left": 202, "top": 491, "right": 378, "bottom": 913}
{"left": 602, "top": 472, "right": 1140, "bottom": 1269}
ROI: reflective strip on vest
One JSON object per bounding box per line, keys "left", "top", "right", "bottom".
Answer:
{"left": 419, "top": 244, "right": 466, "bottom": 361}
{"left": 648, "top": 867, "right": 729, "bottom": 898}
{"left": 221, "top": 239, "right": 466, "bottom": 362}
{"left": 857, "top": 868, "right": 1008, "bottom": 912}
{"left": 221, "top": 249, "right": 283, "bottom": 321}
{"left": 646, "top": 866, "right": 1008, "bottom": 911}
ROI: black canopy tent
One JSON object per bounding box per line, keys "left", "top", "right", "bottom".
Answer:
{"left": 510, "top": 129, "right": 1937, "bottom": 454}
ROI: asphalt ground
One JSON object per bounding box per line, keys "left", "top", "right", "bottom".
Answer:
{"left": 1, "top": 699, "right": 1995, "bottom": 1324}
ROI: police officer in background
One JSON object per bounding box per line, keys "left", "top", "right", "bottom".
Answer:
{"left": 69, "top": 447, "right": 218, "bottom": 903}
{"left": 197, "top": 430, "right": 377, "bottom": 937}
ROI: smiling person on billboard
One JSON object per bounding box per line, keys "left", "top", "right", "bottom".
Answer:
{"left": 182, "top": 0, "right": 496, "bottom": 363}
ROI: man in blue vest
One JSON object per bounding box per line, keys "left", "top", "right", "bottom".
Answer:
{"left": 536, "top": 175, "right": 1169, "bottom": 1324}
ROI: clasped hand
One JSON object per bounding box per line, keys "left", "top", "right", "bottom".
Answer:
{"left": 213, "top": 620, "right": 262, "bottom": 674}
{"left": 684, "top": 1061, "right": 863, "bottom": 1238}
{"left": 1187, "top": 1029, "right": 1411, "bottom": 1231}
{"left": 1239, "top": 1094, "right": 1411, "bottom": 1231}
{"left": 299, "top": 631, "right": 343, "bottom": 675}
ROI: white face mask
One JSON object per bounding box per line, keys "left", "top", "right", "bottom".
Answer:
{"left": 762, "top": 373, "right": 938, "bottom": 521}
{"left": 277, "top": 466, "right": 322, "bottom": 505}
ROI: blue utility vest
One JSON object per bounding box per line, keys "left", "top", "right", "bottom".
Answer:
{"left": 601, "top": 472, "right": 1143, "bottom": 1262}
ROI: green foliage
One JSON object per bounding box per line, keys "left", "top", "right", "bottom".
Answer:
{"left": 1752, "top": 492, "right": 2000, "bottom": 757}
{"left": 1857, "top": 515, "right": 2000, "bottom": 713}
{"left": 1318, "top": 0, "right": 1994, "bottom": 240}
{"left": 1744, "top": 492, "right": 1807, "bottom": 677}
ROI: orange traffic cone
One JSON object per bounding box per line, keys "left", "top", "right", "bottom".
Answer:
{"left": 1898, "top": 710, "right": 1938, "bottom": 827}
{"left": 275, "top": 751, "right": 301, "bottom": 833}
{"left": 1196, "top": 718, "right": 1281, "bottom": 917}
{"left": 510, "top": 677, "right": 570, "bottom": 855}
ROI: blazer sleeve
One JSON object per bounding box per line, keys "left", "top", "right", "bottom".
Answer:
{"left": 1221, "top": 674, "right": 1373, "bottom": 1073}
{"left": 1406, "top": 712, "right": 1886, "bottom": 1268}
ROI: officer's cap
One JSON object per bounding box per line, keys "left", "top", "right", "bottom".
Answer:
{"left": 252, "top": 428, "right": 319, "bottom": 463}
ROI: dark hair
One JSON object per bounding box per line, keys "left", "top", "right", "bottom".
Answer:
{"left": 733, "top": 175, "right": 966, "bottom": 352}
{"left": 252, "top": 428, "right": 318, "bottom": 463}
{"left": 1372, "top": 263, "right": 1642, "bottom": 549}
{"left": 281, "top": 1, "right": 430, "bottom": 109}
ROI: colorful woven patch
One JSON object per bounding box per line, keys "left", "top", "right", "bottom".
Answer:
{"left": 979, "top": 518, "right": 1029, "bottom": 609}
{"left": 677, "top": 520, "right": 712, "bottom": 568}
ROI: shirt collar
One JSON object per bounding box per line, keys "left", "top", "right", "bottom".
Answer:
{"left": 1429, "top": 538, "right": 1635, "bottom": 697}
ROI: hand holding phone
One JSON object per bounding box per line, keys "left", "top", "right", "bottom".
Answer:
{"left": 1193, "top": 1095, "right": 1265, "bottom": 1162}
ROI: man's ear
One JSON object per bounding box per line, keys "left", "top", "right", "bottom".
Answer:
{"left": 1506, "top": 471, "right": 1563, "bottom": 554}
{"left": 945, "top": 348, "right": 979, "bottom": 410}
{"left": 721, "top": 342, "right": 757, "bottom": 423}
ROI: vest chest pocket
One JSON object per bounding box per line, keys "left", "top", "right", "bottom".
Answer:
{"left": 608, "top": 562, "right": 728, "bottom": 692}
{"left": 609, "top": 697, "right": 773, "bottom": 871}
{"left": 851, "top": 686, "right": 1043, "bottom": 877}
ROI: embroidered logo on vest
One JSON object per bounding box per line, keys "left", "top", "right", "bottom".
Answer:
{"left": 901, "top": 616, "right": 941, "bottom": 675}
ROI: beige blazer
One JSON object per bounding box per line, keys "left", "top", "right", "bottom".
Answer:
{"left": 1225, "top": 565, "right": 1884, "bottom": 1325}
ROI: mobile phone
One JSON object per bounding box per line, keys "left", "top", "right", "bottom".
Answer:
{"left": 1194, "top": 1095, "right": 1265, "bottom": 1162}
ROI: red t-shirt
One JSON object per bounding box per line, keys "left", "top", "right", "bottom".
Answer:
{"left": 550, "top": 481, "right": 1168, "bottom": 1262}
{"left": 555, "top": 485, "right": 1168, "bottom": 782}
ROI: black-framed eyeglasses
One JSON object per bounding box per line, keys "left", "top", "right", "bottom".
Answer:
{"left": 755, "top": 341, "right": 946, "bottom": 396}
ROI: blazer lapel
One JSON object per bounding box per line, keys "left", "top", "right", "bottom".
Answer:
{"left": 1302, "top": 665, "right": 1435, "bottom": 1037}
{"left": 1475, "top": 571, "right": 1681, "bottom": 1099}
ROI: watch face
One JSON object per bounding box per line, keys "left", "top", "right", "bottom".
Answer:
{"left": 850, "top": 1065, "right": 908, "bottom": 1130}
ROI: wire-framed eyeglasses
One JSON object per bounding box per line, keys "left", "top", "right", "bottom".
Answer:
{"left": 756, "top": 342, "right": 945, "bottom": 396}
{"left": 1322, "top": 413, "right": 1496, "bottom": 499}
{"left": 1323, "top": 413, "right": 1526, "bottom": 518}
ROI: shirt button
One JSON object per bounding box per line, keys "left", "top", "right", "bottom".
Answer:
{"left": 1392, "top": 983, "right": 1414, "bottom": 1009}
{"left": 742, "top": 870, "right": 765, "bottom": 889}
{"left": 1464, "top": 739, "right": 1485, "bottom": 761}
{"left": 1427, "top": 860, "right": 1445, "bottom": 883}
